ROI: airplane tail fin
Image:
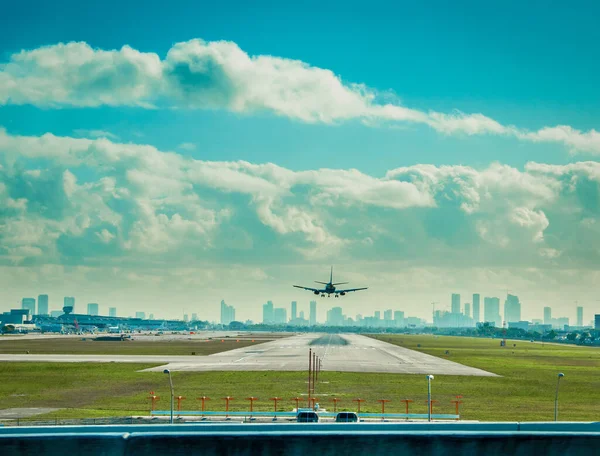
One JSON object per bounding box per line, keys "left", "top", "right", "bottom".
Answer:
{"left": 330, "top": 266, "right": 333, "bottom": 284}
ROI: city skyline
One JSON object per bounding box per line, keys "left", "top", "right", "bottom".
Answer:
{"left": 5, "top": 291, "right": 593, "bottom": 327}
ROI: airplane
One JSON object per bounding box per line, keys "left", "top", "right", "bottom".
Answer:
{"left": 293, "top": 267, "right": 367, "bottom": 298}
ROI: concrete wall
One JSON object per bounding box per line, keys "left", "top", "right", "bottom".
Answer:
{"left": 1, "top": 422, "right": 600, "bottom": 456}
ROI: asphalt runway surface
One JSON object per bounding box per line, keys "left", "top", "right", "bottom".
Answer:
{"left": 0, "top": 333, "right": 497, "bottom": 376}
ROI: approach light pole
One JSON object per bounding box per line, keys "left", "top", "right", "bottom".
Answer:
{"left": 163, "top": 369, "right": 174, "bottom": 424}
{"left": 426, "top": 375, "right": 434, "bottom": 422}
{"left": 554, "top": 372, "right": 564, "bottom": 421}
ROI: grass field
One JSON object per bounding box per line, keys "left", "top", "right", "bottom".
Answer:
{"left": 1, "top": 334, "right": 599, "bottom": 422}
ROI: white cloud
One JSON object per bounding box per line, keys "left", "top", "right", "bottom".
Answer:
{"left": 1, "top": 40, "right": 600, "bottom": 153}
{"left": 178, "top": 142, "right": 196, "bottom": 151}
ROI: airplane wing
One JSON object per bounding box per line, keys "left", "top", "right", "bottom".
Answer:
{"left": 335, "top": 287, "right": 368, "bottom": 293}
{"left": 293, "top": 285, "right": 324, "bottom": 293}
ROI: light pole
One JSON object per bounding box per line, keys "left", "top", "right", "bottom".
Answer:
{"left": 426, "top": 375, "right": 434, "bottom": 422}
{"left": 163, "top": 369, "right": 174, "bottom": 424}
{"left": 554, "top": 372, "right": 564, "bottom": 421}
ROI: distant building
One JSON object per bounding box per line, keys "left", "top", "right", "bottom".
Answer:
{"left": 37, "top": 294, "right": 49, "bottom": 316}
{"left": 595, "top": 315, "right": 600, "bottom": 331}
{"left": 509, "top": 321, "right": 530, "bottom": 331}
{"left": 577, "top": 306, "right": 583, "bottom": 327}
{"left": 0, "top": 309, "right": 30, "bottom": 324}
{"left": 464, "top": 303, "right": 471, "bottom": 318}
{"left": 451, "top": 294, "right": 461, "bottom": 314}
{"left": 191, "top": 313, "right": 198, "bottom": 321}
{"left": 183, "top": 314, "right": 189, "bottom": 322}
{"left": 383, "top": 309, "right": 393, "bottom": 326}
{"left": 87, "top": 303, "right": 99, "bottom": 316}
{"left": 50, "top": 310, "right": 63, "bottom": 318}
{"left": 374, "top": 311, "right": 381, "bottom": 320}
{"left": 149, "top": 314, "right": 154, "bottom": 320}
{"left": 326, "top": 307, "right": 344, "bottom": 326}
{"left": 109, "top": 307, "right": 117, "bottom": 317}
{"left": 483, "top": 297, "right": 501, "bottom": 327}
{"left": 221, "top": 300, "right": 235, "bottom": 325}
{"left": 290, "top": 301, "right": 297, "bottom": 321}
{"left": 299, "top": 310, "right": 305, "bottom": 320}
{"left": 135, "top": 311, "right": 146, "bottom": 319}
{"left": 472, "top": 294, "right": 481, "bottom": 322}
{"left": 262, "top": 301, "right": 274, "bottom": 324}
{"left": 504, "top": 294, "right": 521, "bottom": 323}
{"left": 273, "top": 307, "right": 287, "bottom": 325}
{"left": 394, "top": 310, "right": 405, "bottom": 327}
{"left": 544, "top": 307, "right": 552, "bottom": 325}
{"left": 309, "top": 301, "right": 317, "bottom": 326}
{"left": 63, "top": 297, "right": 75, "bottom": 314}
{"left": 21, "top": 298, "right": 35, "bottom": 316}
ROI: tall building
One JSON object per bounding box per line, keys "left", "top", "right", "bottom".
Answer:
{"left": 464, "top": 303, "right": 471, "bottom": 318}
{"left": 21, "top": 298, "right": 35, "bottom": 316}
{"left": 577, "top": 306, "right": 583, "bottom": 327}
{"left": 192, "top": 313, "right": 198, "bottom": 321}
{"left": 504, "top": 294, "right": 521, "bottom": 323}
{"left": 472, "top": 294, "right": 481, "bottom": 322}
{"left": 273, "top": 308, "right": 287, "bottom": 325}
{"left": 87, "top": 303, "right": 99, "bottom": 316}
{"left": 263, "top": 301, "right": 274, "bottom": 324}
{"left": 595, "top": 314, "right": 600, "bottom": 331}
{"left": 309, "top": 300, "right": 317, "bottom": 326}
{"left": 63, "top": 296, "right": 75, "bottom": 313}
{"left": 544, "top": 307, "right": 552, "bottom": 325}
{"left": 384, "top": 309, "right": 393, "bottom": 322}
{"left": 291, "top": 301, "right": 297, "bottom": 321}
{"left": 109, "top": 307, "right": 117, "bottom": 317}
{"left": 394, "top": 310, "right": 405, "bottom": 327}
{"left": 374, "top": 311, "right": 381, "bottom": 320}
{"left": 326, "top": 307, "right": 344, "bottom": 326}
{"left": 221, "top": 300, "right": 235, "bottom": 325}
{"left": 451, "top": 293, "right": 461, "bottom": 314}
{"left": 37, "top": 294, "right": 49, "bottom": 315}
{"left": 135, "top": 311, "right": 146, "bottom": 319}
{"left": 483, "top": 297, "right": 501, "bottom": 327}
{"left": 299, "top": 310, "right": 305, "bottom": 320}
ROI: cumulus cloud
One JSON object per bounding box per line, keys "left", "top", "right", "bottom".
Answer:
{"left": 2, "top": 129, "right": 600, "bottom": 271}
{"left": 1, "top": 40, "right": 599, "bottom": 153}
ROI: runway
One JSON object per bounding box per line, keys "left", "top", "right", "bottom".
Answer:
{"left": 0, "top": 333, "right": 497, "bottom": 376}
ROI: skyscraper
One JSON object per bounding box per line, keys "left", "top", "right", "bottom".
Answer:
{"left": 577, "top": 306, "right": 583, "bottom": 327}
{"left": 192, "top": 313, "right": 198, "bottom": 321}
{"left": 451, "top": 293, "right": 461, "bottom": 314}
{"left": 394, "top": 310, "right": 405, "bottom": 327}
{"left": 472, "top": 294, "right": 481, "bottom": 322}
{"left": 484, "top": 297, "right": 501, "bottom": 327}
{"left": 291, "top": 301, "right": 297, "bottom": 321}
{"left": 37, "top": 294, "right": 49, "bottom": 315}
{"left": 464, "top": 303, "right": 471, "bottom": 318}
{"left": 221, "top": 300, "right": 235, "bottom": 325}
{"left": 21, "top": 298, "right": 35, "bottom": 316}
{"left": 504, "top": 294, "right": 521, "bottom": 323}
{"left": 544, "top": 307, "right": 552, "bottom": 325}
{"left": 87, "top": 303, "right": 99, "bottom": 316}
{"left": 326, "top": 307, "right": 343, "bottom": 326}
{"left": 109, "top": 307, "right": 117, "bottom": 317}
{"left": 63, "top": 297, "right": 75, "bottom": 314}
{"left": 273, "top": 308, "right": 287, "bottom": 324}
{"left": 309, "top": 300, "right": 317, "bottom": 326}
{"left": 263, "top": 300, "right": 274, "bottom": 324}
{"left": 384, "top": 309, "right": 393, "bottom": 322}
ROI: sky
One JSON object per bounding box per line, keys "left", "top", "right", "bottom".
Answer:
{"left": 1, "top": 0, "right": 600, "bottom": 323}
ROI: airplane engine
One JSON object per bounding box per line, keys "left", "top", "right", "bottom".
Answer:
{"left": 314, "top": 291, "right": 320, "bottom": 295}
{"left": 340, "top": 292, "right": 346, "bottom": 296}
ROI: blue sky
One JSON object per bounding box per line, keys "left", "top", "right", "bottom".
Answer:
{"left": 1, "top": 1, "right": 599, "bottom": 322}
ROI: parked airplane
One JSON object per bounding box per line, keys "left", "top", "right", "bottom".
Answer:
{"left": 293, "top": 267, "right": 367, "bottom": 297}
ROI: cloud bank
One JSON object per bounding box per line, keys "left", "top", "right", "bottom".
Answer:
{"left": 2, "top": 128, "right": 600, "bottom": 271}
{"left": 1, "top": 40, "right": 599, "bottom": 153}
